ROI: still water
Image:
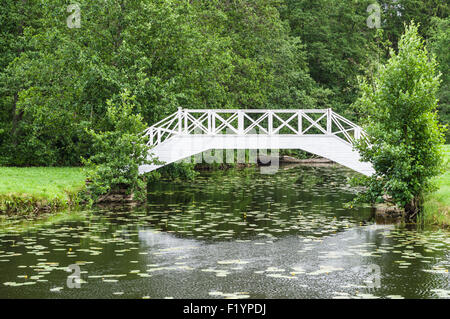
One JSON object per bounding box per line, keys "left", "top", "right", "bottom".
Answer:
{"left": 0, "top": 165, "right": 449, "bottom": 299}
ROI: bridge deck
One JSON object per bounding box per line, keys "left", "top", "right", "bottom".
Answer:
{"left": 138, "top": 134, "right": 374, "bottom": 176}
{"left": 138, "top": 108, "right": 374, "bottom": 176}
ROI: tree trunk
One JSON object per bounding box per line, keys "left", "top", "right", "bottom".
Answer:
{"left": 404, "top": 196, "right": 422, "bottom": 222}
{"left": 11, "top": 93, "right": 24, "bottom": 146}
{"left": 10, "top": 0, "right": 27, "bottom": 146}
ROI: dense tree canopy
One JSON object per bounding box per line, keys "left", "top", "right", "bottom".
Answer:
{"left": 0, "top": 0, "right": 448, "bottom": 167}
{"left": 429, "top": 16, "right": 450, "bottom": 141}
{"left": 279, "top": 0, "right": 382, "bottom": 117}
{"left": 381, "top": 0, "right": 448, "bottom": 48}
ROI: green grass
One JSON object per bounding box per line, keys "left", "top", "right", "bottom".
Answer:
{"left": 0, "top": 167, "right": 86, "bottom": 214}
{"left": 421, "top": 145, "right": 450, "bottom": 227}
{"left": 0, "top": 167, "right": 86, "bottom": 199}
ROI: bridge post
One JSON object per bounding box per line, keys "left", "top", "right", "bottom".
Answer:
{"left": 268, "top": 111, "right": 273, "bottom": 135}
{"left": 355, "top": 127, "right": 361, "bottom": 140}
{"left": 184, "top": 109, "right": 188, "bottom": 134}
{"left": 177, "top": 107, "right": 182, "bottom": 134}
{"left": 298, "top": 110, "right": 302, "bottom": 135}
{"left": 238, "top": 111, "right": 244, "bottom": 135}
{"left": 207, "top": 110, "right": 212, "bottom": 135}
{"left": 211, "top": 111, "right": 215, "bottom": 135}
{"left": 327, "top": 108, "right": 332, "bottom": 135}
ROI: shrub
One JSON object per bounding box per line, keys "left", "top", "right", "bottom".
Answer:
{"left": 82, "top": 90, "right": 154, "bottom": 203}
{"left": 354, "top": 23, "right": 446, "bottom": 221}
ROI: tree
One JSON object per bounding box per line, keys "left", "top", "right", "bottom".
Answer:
{"left": 0, "top": 0, "right": 44, "bottom": 164}
{"left": 279, "top": 0, "right": 449, "bottom": 119}
{"left": 354, "top": 23, "right": 446, "bottom": 221}
{"left": 279, "top": 0, "right": 381, "bottom": 118}
{"left": 428, "top": 17, "right": 450, "bottom": 142}
{"left": 381, "top": 0, "right": 449, "bottom": 49}
{"left": 82, "top": 90, "right": 153, "bottom": 202}
{"left": 202, "top": 0, "right": 327, "bottom": 110}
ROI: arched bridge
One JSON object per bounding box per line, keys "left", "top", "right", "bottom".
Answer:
{"left": 138, "top": 108, "right": 375, "bottom": 176}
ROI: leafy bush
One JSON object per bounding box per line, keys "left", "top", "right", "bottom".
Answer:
{"left": 354, "top": 23, "right": 446, "bottom": 221}
{"left": 151, "top": 162, "right": 199, "bottom": 182}
{"left": 82, "top": 90, "right": 154, "bottom": 203}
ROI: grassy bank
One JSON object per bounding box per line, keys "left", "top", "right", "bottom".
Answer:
{"left": 0, "top": 167, "right": 86, "bottom": 214}
{"left": 420, "top": 145, "right": 450, "bottom": 227}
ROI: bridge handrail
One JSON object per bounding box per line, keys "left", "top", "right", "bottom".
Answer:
{"left": 143, "top": 108, "right": 369, "bottom": 148}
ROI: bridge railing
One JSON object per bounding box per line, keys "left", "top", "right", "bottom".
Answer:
{"left": 143, "top": 108, "right": 368, "bottom": 147}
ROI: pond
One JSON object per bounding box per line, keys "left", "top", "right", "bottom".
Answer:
{"left": 0, "top": 165, "right": 449, "bottom": 299}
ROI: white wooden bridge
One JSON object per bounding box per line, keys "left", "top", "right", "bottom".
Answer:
{"left": 138, "top": 108, "right": 375, "bottom": 176}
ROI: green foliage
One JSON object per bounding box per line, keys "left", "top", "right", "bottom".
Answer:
{"left": 420, "top": 145, "right": 450, "bottom": 227}
{"left": 280, "top": 149, "right": 312, "bottom": 159}
{"left": 279, "top": 0, "right": 382, "bottom": 117}
{"left": 428, "top": 17, "right": 450, "bottom": 142}
{"left": 419, "top": 145, "right": 450, "bottom": 226}
{"left": 381, "top": 0, "right": 449, "bottom": 49}
{"left": 82, "top": 90, "right": 152, "bottom": 202}
{"left": 0, "top": 193, "right": 71, "bottom": 215}
{"left": 155, "top": 162, "right": 199, "bottom": 182}
{"left": 192, "top": 0, "right": 328, "bottom": 110}
{"left": 354, "top": 23, "right": 446, "bottom": 219}
{"left": 280, "top": 0, "right": 449, "bottom": 119}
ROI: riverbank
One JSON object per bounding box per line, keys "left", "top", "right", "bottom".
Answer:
{"left": 0, "top": 167, "right": 86, "bottom": 215}
{"left": 420, "top": 145, "right": 450, "bottom": 227}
